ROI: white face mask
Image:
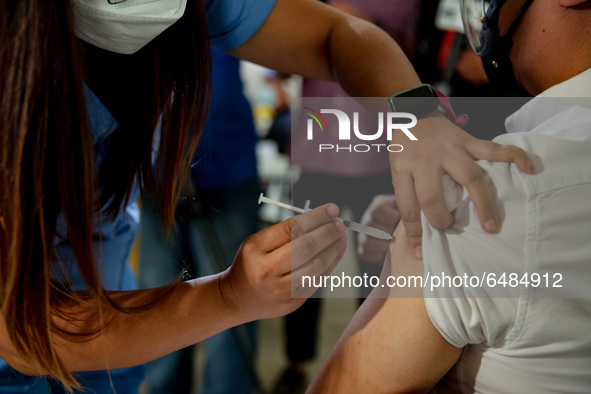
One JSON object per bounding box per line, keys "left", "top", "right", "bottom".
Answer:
{"left": 71, "top": 0, "right": 187, "bottom": 55}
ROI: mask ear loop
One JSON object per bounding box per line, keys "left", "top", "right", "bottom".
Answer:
{"left": 478, "top": 0, "right": 533, "bottom": 55}
{"left": 503, "top": 0, "right": 535, "bottom": 40}
{"left": 489, "top": 0, "right": 534, "bottom": 64}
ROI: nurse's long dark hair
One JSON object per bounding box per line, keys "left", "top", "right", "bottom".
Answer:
{"left": 0, "top": 0, "right": 210, "bottom": 390}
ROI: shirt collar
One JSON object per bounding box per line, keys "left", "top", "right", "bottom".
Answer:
{"left": 85, "top": 85, "right": 120, "bottom": 143}
{"left": 505, "top": 68, "right": 591, "bottom": 133}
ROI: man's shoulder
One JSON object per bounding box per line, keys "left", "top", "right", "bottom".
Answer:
{"left": 491, "top": 119, "right": 591, "bottom": 196}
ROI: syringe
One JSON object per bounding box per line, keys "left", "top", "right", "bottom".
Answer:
{"left": 258, "top": 193, "right": 392, "bottom": 241}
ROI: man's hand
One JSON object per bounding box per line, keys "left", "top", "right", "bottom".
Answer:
{"left": 357, "top": 194, "right": 400, "bottom": 264}
{"left": 220, "top": 204, "right": 348, "bottom": 321}
{"left": 390, "top": 115, "right": 535, "bottom": 258}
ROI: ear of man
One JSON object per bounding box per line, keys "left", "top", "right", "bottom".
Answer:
{"left": 557, "top": 0, "right": 588, "bottom": 7}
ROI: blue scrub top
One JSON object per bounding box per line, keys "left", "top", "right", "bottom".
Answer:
{"left": 191, "top": 47, "right": 259, "bottom": 190}
{"left": 0, "top": 0, "right": 276, "bottom": 392}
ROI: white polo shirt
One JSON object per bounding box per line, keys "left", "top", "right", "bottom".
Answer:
{"left": 423, "top": 69, "right": 591, "bottom": 393}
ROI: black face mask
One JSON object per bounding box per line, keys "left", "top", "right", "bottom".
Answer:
{"left": 480, "top": 0, "right": 534, "bottom": 96}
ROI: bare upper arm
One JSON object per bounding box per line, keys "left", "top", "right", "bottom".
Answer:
{"left": 308, "top": 223, "right": 463, "bottom": 393}
{"left": 228, "top": 0, "right": 341, "bottom": 79}
{"left": 228, "top": 0, "right": 412, "bottom": 89}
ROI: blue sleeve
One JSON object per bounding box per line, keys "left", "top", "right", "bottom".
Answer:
{"left": 205, "top": 0, "right": 277, "bottom": 51}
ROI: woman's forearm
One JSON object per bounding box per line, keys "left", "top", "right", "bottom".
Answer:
{"left": 1, "top": 274, "right": 244, "bottom": 375}
{"left": 0, "top": 204, "right": 347, "bottom": 376}
{"left": 58, "top": 274, "right": 244, "bottom": 372}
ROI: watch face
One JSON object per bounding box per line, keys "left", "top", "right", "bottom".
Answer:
{"left": 394, "top": 84, "right": 437, "bottom": 99}
{"left": 388, "top": 84, "right": 438, "bottom": 117}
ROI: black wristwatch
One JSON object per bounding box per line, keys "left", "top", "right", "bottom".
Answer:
{"left": 387, "top": 84, "right": 441, "bottom": 118}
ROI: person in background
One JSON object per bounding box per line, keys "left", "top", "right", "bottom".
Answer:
{"left": 309, "top": 0, "right": 591, "bottom": 391}
{"left": 415, "top": 0, "right": 521, "bottom": 138}
{"left": 0, "top": 0, "right": 534, "bottom": 392}
{"left": 139, "top": 47, "right": 260, "bottom": 394}
{"left": 415, "top": 0, "right": 492, "bottom": 96}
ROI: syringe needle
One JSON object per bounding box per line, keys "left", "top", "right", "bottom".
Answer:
{"left": 258, "top": 194, "right": 392, "bottom": 241}
{"left": 343, "top": 220, "right": 393, "bottom": 240}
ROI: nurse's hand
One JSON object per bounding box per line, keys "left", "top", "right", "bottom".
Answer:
{"left": 220, "top": 204, "right": 347, "bottom": 321}
{"left": 390, "top": 115, "right": 535, "bottom": 258}
{"left": 357, "top": 194, "right": 400, "bottom": 264}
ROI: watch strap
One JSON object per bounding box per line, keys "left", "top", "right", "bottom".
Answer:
{"left": 434, "top": 88, "right": 469, "bottom": 129}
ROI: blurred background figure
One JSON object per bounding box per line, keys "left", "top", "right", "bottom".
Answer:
{"left": 264, "top": 71, "right": 293, "bottom": 156}
{"left": 415, "top": 0, "right": 490, "bottom": 96}
{"left": 273, "top": 1, "right": 420, "bottom": 393}
{"left": 139, "top": 47, "right": 261, "bottom": 394}
{"left": 415, "top": 0, "right": 520, "bottom": 137}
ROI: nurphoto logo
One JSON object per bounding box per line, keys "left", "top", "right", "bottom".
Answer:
{"left": 303, "top": 107, "right": 418, "bottom": 153}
